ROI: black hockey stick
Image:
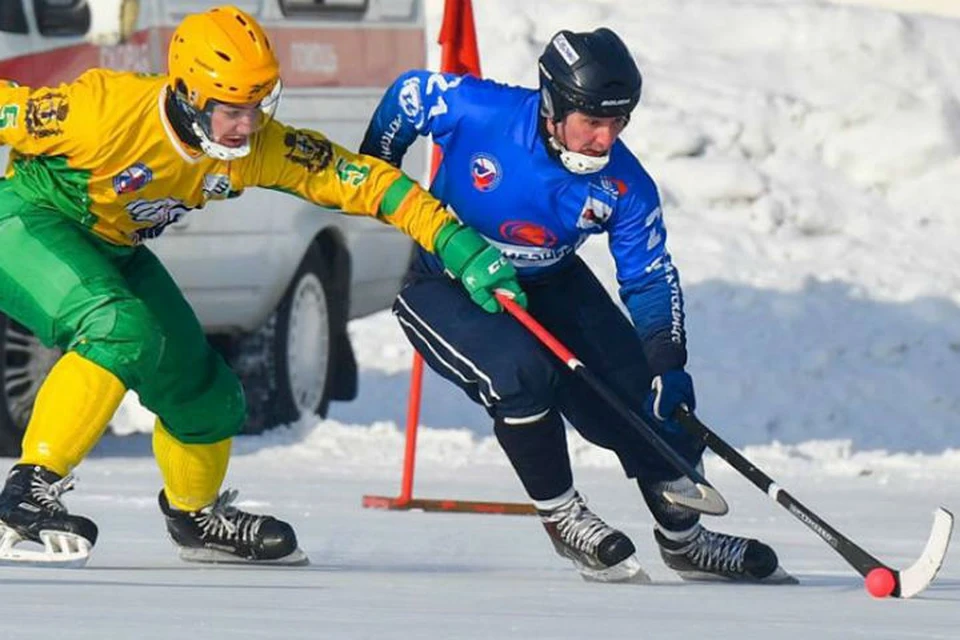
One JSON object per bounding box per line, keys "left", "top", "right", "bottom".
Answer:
{"left": 496, "top": 293, "right": 728, "bottom": 516}
{"left": 676, "top": 407, "right": 954, "bottom": 598}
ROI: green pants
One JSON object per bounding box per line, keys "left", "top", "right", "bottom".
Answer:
{"left": 0, "top": 181, "right": 245, "bottom": 443}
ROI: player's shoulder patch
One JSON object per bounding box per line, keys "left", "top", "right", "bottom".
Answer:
{"left": 282, "top": 129, "right": 333, "bottom": 173}
{"left": 25, "top": 90, "right": 69, "bottom": 139}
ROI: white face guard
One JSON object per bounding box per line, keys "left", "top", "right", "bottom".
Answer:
{"left": 547, "top": 135, "right": 611, "bottom": 174}
{"left": 192, "top": 81, "right": 283, "bottom": 161}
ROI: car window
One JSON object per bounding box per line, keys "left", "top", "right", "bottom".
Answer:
{"left": 166, "top": 0, "right": 264, "bottom": 18}
{"left": 34, "top": 0, "right": 90, "bottom": 37}
{"left": 0, "top": 1, "right": 28, "bottom": 34}
{"left": 279, "top": 0, "right": 368, "bottom": 18}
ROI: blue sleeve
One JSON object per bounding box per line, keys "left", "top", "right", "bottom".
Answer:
{"left": 607, "top": 178, "right": 688, "bottom": 375}
{"left": 359, "top": 70, "right": 469, "bottom": 166}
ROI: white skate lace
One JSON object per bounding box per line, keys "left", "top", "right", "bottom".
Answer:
{"left": 544, "top": 495, "right": 614, "bottom": 555}
{"left": 28, "top": 472, "right": 76, "bottom": 513}
{"left": 195, "top": 489, "right": 264, "bottom": 544}
{"left": 685, "top": 528, "right": 748, "bottom": 573}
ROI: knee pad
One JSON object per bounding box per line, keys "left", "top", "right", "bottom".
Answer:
{"left": 63, "top": 289, "right": 165, "bottom": 389}
{"left": 492, "top": 347, "right": 559, "bottom": 419}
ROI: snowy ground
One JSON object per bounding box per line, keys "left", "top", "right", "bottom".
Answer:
{"left": 1, "top": 439, "right": 958, "bottom": 639}
{"left": 3, "top": 0, "right": 960, "bottom": 636}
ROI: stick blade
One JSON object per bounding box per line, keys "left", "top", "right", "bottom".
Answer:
{"left": 663, "top": 483, "right": 730, "bottom": 516}
{"left": 896, "top": 507, "right": 954, "bottom": 598}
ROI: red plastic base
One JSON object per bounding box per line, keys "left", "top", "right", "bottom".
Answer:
{"left": 362, "top": 495, "right": 537, "bottom": 515}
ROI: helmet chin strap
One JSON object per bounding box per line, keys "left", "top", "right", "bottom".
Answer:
{"left": 548, "top": 135, "right": 610, "bottom": 174}
{"left": 192, "top": 121, "right": 251, "bottom": 161}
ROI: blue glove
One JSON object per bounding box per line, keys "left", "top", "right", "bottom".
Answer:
{"left": 646, "top": 369, "right": 695, "bottom": 421}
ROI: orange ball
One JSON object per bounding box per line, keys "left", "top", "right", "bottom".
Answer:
{"left": 864, "top": 567, "right": 896, "bottom": 598}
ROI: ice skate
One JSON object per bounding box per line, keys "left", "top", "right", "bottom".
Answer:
{"left": 655, "top": 525, "right": 797, "bottom": 583}
{"left": 0, "top": 464, "right": 98, "bottom": 568}
{"left": 159, "top": 488, "right": 308, "bottom": 565}
{"left": 538, "top": 492, "right": 649, "bottom": 583}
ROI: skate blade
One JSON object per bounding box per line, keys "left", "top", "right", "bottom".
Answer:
{"left": 0, "top": 525, "right": 93, "bottom": 568}
{"left": 675, "top": 564, "right": 799, "bottom": 584}
{"left": 177, "top": 546, "right": 310, "bottom": 566}
{"left": 578, "top": 554, "right": 652, "bottom": 584}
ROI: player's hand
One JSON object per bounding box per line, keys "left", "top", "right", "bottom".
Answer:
{"left": 647, "top": 369, "right": 695, "bottom": 421}
{"left": 434, "top": 221, "right": 527, "bottom": 313}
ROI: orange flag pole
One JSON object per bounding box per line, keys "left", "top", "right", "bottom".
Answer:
{"left": 362, "top": 0, "right": 535, "bottom": 516}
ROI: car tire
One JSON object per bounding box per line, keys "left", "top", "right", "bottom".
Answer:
{"left": 0, "top": 314, "right": 61, "bottom": 457}
{"left": 231, "top": 243, "right": 339, "bottom": 433}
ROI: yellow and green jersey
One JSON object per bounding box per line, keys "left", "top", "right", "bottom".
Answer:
{"left": 0, "top": 69, "right": 452, "bottom": 248}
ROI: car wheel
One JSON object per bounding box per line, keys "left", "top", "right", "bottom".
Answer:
{"left": 231, "top": 244, "right": 338, "bottom": 433}
{"left": 0, "top": 314, "right": 61, "bottom": 457}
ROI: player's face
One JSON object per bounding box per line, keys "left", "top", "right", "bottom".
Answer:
{"left": 208, "top": 100, "right": 262, "bottom": 148}
{"left": 549, "top": 112, "right": 628, "bottom": 156}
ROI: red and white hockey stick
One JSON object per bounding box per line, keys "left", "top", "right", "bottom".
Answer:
{"left": 496, "top": 291, "right": 953, "bottom": 597}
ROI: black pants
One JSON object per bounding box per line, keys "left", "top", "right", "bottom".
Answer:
{"left": 393, "top": 256, "right": 702, "bottom": 493}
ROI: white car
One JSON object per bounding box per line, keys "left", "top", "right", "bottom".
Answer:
{"left": 0, "top": 0, "right": 427, "bottom": 455}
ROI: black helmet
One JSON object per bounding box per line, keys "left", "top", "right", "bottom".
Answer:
{"left": 538, "top": 28, "right": 642, "bottom": 122}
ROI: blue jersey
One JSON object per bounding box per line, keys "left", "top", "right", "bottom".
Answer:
{"left": 361, "top": 71, "right": 687, "bottom": 373}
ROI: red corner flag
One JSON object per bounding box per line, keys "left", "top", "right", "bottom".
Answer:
{"left": 438, "top": 0, "right": 482, "bottom": 76}
{"left": 362, "top": 0, "right": 537, "bottom": 516}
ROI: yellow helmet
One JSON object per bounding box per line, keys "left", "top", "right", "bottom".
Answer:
{"left": 169, "top": 5, "right": 279, "bottom": 109}
{"left": 167, "top": 5, "right": 282, "bottom": 159}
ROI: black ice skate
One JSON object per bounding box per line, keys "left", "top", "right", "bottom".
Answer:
{"left": 159, "top": 488, "right": 308, "bottom": 565}
{"left": 0, "top": 464, "right": 98, "bottom": 568}
{"left": 655, "top": 525, "right": 797, "bottom": 583}
{"left": 538, "top": 492, "right": 649, "bottom": 583}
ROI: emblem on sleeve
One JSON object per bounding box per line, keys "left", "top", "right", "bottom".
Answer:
{"left": 398, "top": 76, "right": 423, "bottom": 120}
{"left": 25, "top": 91, "right": 69, "bottom": 139}
{"left": 283, "top": 130, "right": 333, "bottom": 172}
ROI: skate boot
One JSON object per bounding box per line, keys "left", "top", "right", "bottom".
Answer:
{"left": 655, "top": 525, "right": 797, "bottom": 583}
{"left": 538, "top": 491, "right": 649, "bottom": 583}
{"left": 159, "top": 488, "right": 308, "bottom": 565}
{"left": 0, "top": 464, "right": 98, "bottom": 567}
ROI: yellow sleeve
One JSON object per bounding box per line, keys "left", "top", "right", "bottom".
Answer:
{"left": 239, "top": 121, "right": 453, "bottom": 252}
{"left": 0, "top": 74, "right": 97, "bottom": 158}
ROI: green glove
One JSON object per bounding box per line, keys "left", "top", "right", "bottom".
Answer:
{"left": 434, "top": 221, "right": 528, "bottom": 313}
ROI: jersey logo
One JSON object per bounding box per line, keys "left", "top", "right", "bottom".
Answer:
{"left": 499, "top": 221, "right": 558, "bottom": 247}
{"left": 25, "top": 91, "right": 69, "bottom": 139}
{"left": 127, "top": 197, "right": 191, "bottom": 243}
{"left": 203, "top": 174, "right": 233, "bottom": 200}
{"left": 470, "top": 153, "right": 502, "bottom": 192}
{"left": 113, "top": 163, "right": 153, "bottom": 195}
{"left": 577, "top": 203, "right": 610, "bottom": 230}
{"left": 577, "top": 184, "right": 617, "bottom": 230}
